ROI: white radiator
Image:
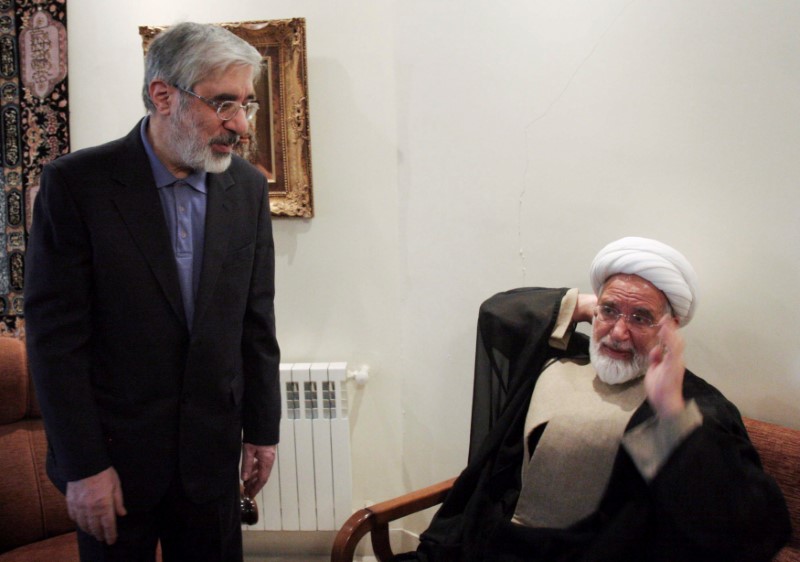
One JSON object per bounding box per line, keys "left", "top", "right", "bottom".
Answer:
{"left": 244, "top": 362, "right": 353, "bottom": 531}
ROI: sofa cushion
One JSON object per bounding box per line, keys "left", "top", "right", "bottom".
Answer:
{"left": 0, "top": 419, "right": 73, "bottom": 553}
{"left": 0, "top": 532, "right": 79, "bottom": 562}
{"left": 0, "top": 338, "right": 29, "bottom": 425}
{"left": 0, "top": 532, "right": 164, "bottom": 562}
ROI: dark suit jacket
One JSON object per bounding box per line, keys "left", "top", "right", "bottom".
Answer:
{"left": 24, "top": 121, "right": 280, "bottom": 510}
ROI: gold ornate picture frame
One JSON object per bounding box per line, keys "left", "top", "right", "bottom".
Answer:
{"left": 139, "top": 18, "right": 314, "bottom": 218}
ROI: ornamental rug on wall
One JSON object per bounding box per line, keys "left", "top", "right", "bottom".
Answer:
{"left": 0, "top": 0, "right": 69, "bottom": 335}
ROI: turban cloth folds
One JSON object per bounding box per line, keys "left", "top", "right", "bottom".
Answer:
{"left": 589, "top": 237, "right": 699, "bottom": 326}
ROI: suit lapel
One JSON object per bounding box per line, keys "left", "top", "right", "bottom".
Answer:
{"left": 192, "top": 170, "right": 235, "bottom": 330}
{"left": 110, "top": 123, "right": 187, "bottom": 326}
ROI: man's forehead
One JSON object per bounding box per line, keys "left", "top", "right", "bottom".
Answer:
{"left": 599, "top": 274, "right": 668, "bottom": 309}
{"left": 195, "top": 65, "right": 256, "bottom": 94}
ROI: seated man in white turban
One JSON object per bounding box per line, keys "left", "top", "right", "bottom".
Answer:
{"left": 403, "top": 237, "right": 790, "bottom": 562}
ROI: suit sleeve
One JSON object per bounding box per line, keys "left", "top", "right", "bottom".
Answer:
{"left": 24, "top": 162, "right": 111, "bottom": 483}
{"left": 240, "top": 175, "right": 281, "bottom": 446}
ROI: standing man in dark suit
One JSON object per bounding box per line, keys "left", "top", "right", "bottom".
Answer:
{"left": 24, "top": 22, "right": 280, "bottom": 561}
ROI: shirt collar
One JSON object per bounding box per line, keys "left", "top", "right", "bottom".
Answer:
{"left": 140, "top": 116, "right": 207, "bottom": 193}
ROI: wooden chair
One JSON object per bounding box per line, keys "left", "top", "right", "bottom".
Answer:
{"left": 330, "top": 417, "right": 800, "bottom": 562}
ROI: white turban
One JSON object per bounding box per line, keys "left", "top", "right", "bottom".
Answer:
{"left": 589, "top": 237, "right": 699, "bottom": 326}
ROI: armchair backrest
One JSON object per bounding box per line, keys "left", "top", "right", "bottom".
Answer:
{"left": 743, "top": 417, "right": 800, "bottom": 561}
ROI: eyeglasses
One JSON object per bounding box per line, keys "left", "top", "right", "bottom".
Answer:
{"left": 594, "top": 304, "right": 661, "bottom": 333}
{"left": 173, "top": 85, "right": 259, "bottom": 122}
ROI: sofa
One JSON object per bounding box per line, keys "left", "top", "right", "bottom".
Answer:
{"left": 0, "top": 336, "right": 257, "bottom": 560}
{"left": 0, "top": 336, "right": 78, "bottom": 560}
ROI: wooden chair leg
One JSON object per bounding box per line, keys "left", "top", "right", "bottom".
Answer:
{"left": 370, "top": 523, "right": 394, "bottom": 561}
{"left": 331, "top": 508, "right": 377, "bottom": 562}
{"left": 330, "top": 477, "right": 456, "bottom": 562}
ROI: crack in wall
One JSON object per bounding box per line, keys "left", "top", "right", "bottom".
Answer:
{"left": 517, "top": 0, "right": 637, "bottom": 285}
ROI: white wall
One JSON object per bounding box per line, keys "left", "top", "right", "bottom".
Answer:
{"left": 67, "top": 0, "right": 800, "bottom": 535}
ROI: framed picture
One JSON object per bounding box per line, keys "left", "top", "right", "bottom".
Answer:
{"left": 139, "top": 18, "right": 314, "bottom": 218}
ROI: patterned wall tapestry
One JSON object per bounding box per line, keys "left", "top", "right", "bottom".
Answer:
{"left": 0, "top": 0, "right": 68, "bottom": 335}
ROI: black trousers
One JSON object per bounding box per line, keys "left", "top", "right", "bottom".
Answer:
{"left": 76, "top": 473, "right": 243, "bottom": 562}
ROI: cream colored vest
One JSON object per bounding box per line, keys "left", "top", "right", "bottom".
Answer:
{"left": 512, "top": 359, "right": 645, "bottom": 529}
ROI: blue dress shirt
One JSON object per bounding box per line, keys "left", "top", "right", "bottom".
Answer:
{"left": 140, "top": 117, "right": 207, "bottom": 329}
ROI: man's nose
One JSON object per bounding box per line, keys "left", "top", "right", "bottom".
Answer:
{"left": 609, "top": 317, "right": 632, "bottom": 340}
{"left": 224, "top": 108, "right": 250, "bottom": 136}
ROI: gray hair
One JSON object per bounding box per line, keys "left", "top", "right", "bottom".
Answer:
{"left": 142, "top": 22, "right": 263, "bottom": 113}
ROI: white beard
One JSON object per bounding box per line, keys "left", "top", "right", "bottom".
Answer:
{"left": 589, "top": 334, "right": 649, "bottom": 385}
{"left": 167, "top": 105, "right": 236, "bottom": 173}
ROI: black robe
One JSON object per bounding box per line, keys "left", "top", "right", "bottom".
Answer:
{"left": 403, "top": 288, "right": 790, "bottom": 562}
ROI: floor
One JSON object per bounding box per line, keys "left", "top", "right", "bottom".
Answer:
{"left": 242, "top": 529, "right": 405, "bottom": 561}
{"left": 244, "top": 555, "right": 377, "bottom": 562}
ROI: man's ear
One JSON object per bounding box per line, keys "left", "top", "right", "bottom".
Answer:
{"left": 148, "top": 80, "right": 173, "bottom": 115}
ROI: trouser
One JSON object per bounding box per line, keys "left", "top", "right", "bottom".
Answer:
{"left": 76, "top": 473, "right": 243, "bottom": 562}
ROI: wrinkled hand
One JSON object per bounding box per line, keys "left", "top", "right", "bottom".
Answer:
{"left": 241, "top": 443, "right": 276, "bottom": 499}
{"left": 66, "top": 466, "right": 127, "bottom": 544}
{"left": 645, "top": 318, "right": 686, "bottom": 418}
{"left": 573, "top": 292, "right": 598, "bottom": 323}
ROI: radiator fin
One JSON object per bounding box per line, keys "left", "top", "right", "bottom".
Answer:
{"left": 245, "top": 362, "right": 353, "bottom": 531}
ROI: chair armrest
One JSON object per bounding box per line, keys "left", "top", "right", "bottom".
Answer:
{"left": 331, "top": 477, "right": 456, "bottom": 562}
